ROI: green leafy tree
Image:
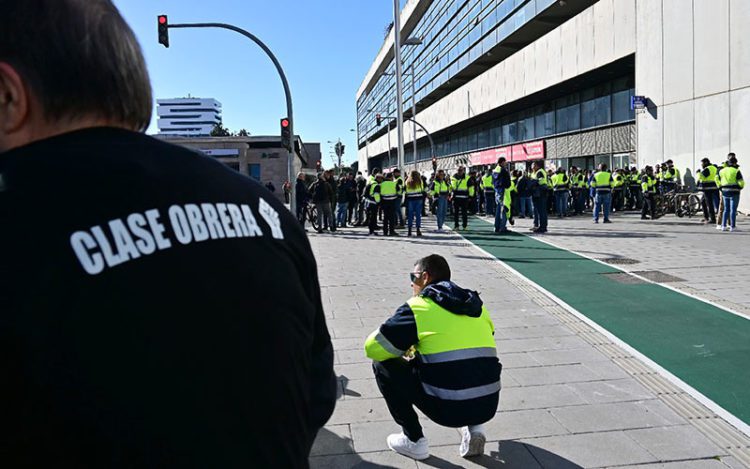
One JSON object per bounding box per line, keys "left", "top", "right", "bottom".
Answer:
{"left": 210, "top": 122, "right": 231, "bottom": 137}
{"left": 237, "top": 128, "right": 249, "bottom": 137}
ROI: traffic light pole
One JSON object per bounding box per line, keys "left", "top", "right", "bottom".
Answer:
{"left": 167, "top": 22, "right": 297, "bottom": 214}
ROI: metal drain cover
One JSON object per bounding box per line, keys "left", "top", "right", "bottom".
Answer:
{"left": 601, "top": 257, "right": 640, "bottom": 265}
{"left": 631, "top": 270, "right": 685, "bottom": 283}
{"left": 602, "top": 272, "right": 646, "bottom": 284}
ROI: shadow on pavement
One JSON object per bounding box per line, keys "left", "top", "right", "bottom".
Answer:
{"left": 310, "top": 435, "right": 584, "bottom": 468}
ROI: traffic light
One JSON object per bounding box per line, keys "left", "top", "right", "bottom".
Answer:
{"left": 334, "top": 142, "right": 346, "bottom": 157}
{"left": 376, "top": 113, "right": 382, "bottom": 126}
{"left": 280, "top": 117, "right": 292, "bottom": 152}
{"left": 158, "top": 15, "right": 169, "bottom": 48}
{"left": 432, "top": 156, "right": 437, "bottom": 170}
{"left": 316, "top": 160, "right": 322, "bottom": 171}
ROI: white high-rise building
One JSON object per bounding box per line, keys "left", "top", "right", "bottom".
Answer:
{"left": 157, "top": 98, "right": 222, "bottom": 137}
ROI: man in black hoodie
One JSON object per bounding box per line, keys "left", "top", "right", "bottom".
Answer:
{"left": 0, "top": 1, "right": 336, "bottom": 466}
{"left": 364, "top": 255, "right": 501, "bottom": 461}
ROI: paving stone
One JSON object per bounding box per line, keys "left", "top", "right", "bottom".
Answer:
{"left": 521, "top": 431, "right": 657, "bottom": 467}
{"left": 483, "top": 409, "right": 569, "bottom": 441}
{"left": 341, "top": 378, "right": 383, "bottom": 400}
{"left": 332, "top": 337, "right": 365, "bottom": 351}
{"left": 495, "top": 324, "right": 575, "bottom": 340}
{"left": 310, "top": 450, "right": 418, "bottom": 468}
{"left": 327, "top": 398, "right": 392, "bottom": 425}
{"left": 567, "top": 378, "right": 655, "bottom": 404}
{"left": 498, "top": 384, "right": 588, "bottom": 411}
{"left": 351, "top": 419, "right": 460, "bottom": 453}
{"left": 625, "top": 425, "right": 727, "bottom": 461}
{"left": 311, "top": 425, "right": 354, "bottom": 456}
{"left": 416, "top": 440, "right": 542, "bottom": 469}
{"left": 338, "top": 348, "right": 372, "bottom": 364}
{"left": 550, "top": 400, "right": 686, "bottom": 433}
{"left": 497, "top": 352, "right": 540, "bottom": 369}
{"left": 335, "top": 362, "right": 375, "bottom": 380}
{"left": 505, "top": 364, "right": 601, "bottom": 386}
{"left": 496, "top": 335, "right": 591, "bottom": 353}
{"left": 528, "top": 347, "right": 610, "bottom": 366}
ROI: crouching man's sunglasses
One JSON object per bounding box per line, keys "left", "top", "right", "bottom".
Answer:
{"left": 410, "top": 271, "right": 425, "bottom": 282}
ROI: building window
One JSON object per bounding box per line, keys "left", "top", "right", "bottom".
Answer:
{"left": 248, "top": 164, "right": 261, "bottom": 181}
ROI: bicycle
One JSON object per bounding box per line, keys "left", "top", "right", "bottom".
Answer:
{"left": 303, "top": 201, "right": 321, "bottom": 232}
{"left": 654, "top": 189, "right": 703, "bottom": 218}
{"left": 675, "top": 192, "right": 703, "bottom": 218}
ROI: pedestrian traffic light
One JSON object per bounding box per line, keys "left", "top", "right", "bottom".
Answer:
{"left": 376, "top": 113, "right": 382, "bottom": 126}
{"left": 432, "top": 156, "right": 437, "bottom": 170}
{"left": 316, "top": 160, "right": 322, "bottom": 171}
{"left": 158, "top": 15, "right": 169, "bottom": 48}
{"left": 281, "top": 118, "right": 292, "bottom": 152}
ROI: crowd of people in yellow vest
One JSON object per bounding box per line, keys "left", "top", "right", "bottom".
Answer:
{"left": 354, "top": 152, "right": 744, "bottom": 236}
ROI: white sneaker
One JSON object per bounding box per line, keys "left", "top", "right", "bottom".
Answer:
{"left": 729, "top": 227, "right": 735, "bottom": 232}
{"left": 722, "top": 226, "right": 729, "bottom": 231}
{"left": 716, "top": 225, "right": 723, "bottom": 230}
{"left": 459, "top": 426, "right": 486, "bottom": 458}
{"left": 386, "top": 432, "right": 429, "bottom": 460}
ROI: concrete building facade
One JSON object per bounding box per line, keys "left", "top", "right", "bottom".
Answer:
{"left": 157, "top": 98, "right": 222, "bottom": 137}
{"left": 156, "top": 135, "right": 321, "bottom": 202}
{"left": 356, "top": 0, "right": 750, "bottom": 211}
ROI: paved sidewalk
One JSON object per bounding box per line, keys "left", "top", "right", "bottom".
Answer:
{"left": 308, "top": 215, "right": 749, "bottom": 469}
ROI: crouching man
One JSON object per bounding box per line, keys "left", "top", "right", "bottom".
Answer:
{"left": 364, "top": 254, "right": 501, "bottom": 460}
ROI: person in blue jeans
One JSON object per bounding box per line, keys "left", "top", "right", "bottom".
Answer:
{"left": 717, "top": 155, "right": 745, "bottom": 232}
{"left": 431, "top": 170, "right": 450, "bottom": 232}
{"left": 405, "top": 170, "right": 427, "bottom": 237}
{"left": 515, "top": 173, "right": 533, "bottom": 218}
{"left": 590, "top": 164, "right": 613, "bottom": 224}
{"left": 492, "top": 157, "right": 511, "bottom": 233}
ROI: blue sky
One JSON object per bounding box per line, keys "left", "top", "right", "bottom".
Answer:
{"left": 114, "top": 0, "right": 405, "bottom": 165}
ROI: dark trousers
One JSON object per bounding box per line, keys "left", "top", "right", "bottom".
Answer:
{"left": 373, "top": 359, "right": 497, "bottom": 442}
{"left": 453, "top": 198, "right": 469, "bottom": 228}
{"left": 613, "top": 189, "right": 624, "bottom": 212}
{"left": 532, "top": 195, "right": 548, "bottom": 231}
{"left": 296, "top": 200, "right": 306, "bottom": 228}
{"left": 367, "top": 203, "right": 379, "bottom": 233}
{"left": 642, "top": 193, "right": 656, "bottom": 218}
{"left": 628, "top": 187, "right": 642, "bottom": 210}
{"left": 702, "top": 190, "right": 719, "bottom": 222}
{"left": 347, "top": 199, "right": 356, "bottom": 223}
{"left": 382, "top": 200, "right": 397, "bottom": 235}
{"left": 571, "top": 189, "right": 584, "bottom": 214}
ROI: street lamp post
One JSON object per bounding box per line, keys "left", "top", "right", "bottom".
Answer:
{"left": 402, "top": 37, "right": 423, "bottom": 171}
{"left": 393, "top": 0, "right": 405, "bottom": 171}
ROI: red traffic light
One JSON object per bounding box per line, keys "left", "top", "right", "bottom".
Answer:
{"left": 281, "top": 118, "right": 290, "bottom": 128}
{"left": 158, "top": 15, "right": 168, "bottom": 24}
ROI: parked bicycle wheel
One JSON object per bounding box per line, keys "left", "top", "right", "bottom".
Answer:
{"left": 307, "top": 204, "right": 321, "bottom": 232}
{"left": 687, "top": 194, "right": 703, "bottom": 218}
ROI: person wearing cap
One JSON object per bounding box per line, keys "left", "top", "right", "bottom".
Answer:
{"left": 697, "top": 158, "right": 720, "bottom": 224}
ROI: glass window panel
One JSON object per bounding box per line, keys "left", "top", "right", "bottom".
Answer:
{"left": 594, "top": 82, "right": 611, "bottom": 126}
{"left": 490, "top": 121, "right": 502, "bottom": 145}
{"left": 580, "top": 87, "right": 596, "bottom": 128}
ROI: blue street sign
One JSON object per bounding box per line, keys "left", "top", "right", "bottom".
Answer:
{"left": 631, "top": 95, "right": 647, "bottom": 110}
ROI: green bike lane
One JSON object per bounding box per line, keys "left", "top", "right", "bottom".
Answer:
{"left": 460, "top": 217, "right": 750, "bottom": 431}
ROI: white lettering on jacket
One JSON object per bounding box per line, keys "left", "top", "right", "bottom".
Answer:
{"left": 69, "top": 200, "right": 283, "bottom": 275}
